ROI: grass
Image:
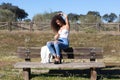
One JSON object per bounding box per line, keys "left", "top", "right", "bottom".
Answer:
{"left": 0, "top": 30, "right": 120, "bottom": 80}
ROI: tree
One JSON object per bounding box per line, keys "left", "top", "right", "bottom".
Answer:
{"left": 102, "top": 13, "right": 117, "bottom": 22}
{"left": 79, "top": 11, "right": 101, "bottom": 23}
{"left": 68, "top": 13, "right": 79, "bottom": 21}
{"left": 0, "top": 9, "right": 15, "bottom": 22}
{"left": 16, "top": 8, "right": 28, "bottom": 21}
{"left": 86, "top": 11, "right": 101, "bottom": 23}
{"left": 0, "top": 2, "right": 28, "bottom": 21}
{"left": 32, "top": 14, "right": 44, "bottom": 28}
{"left": 87, "top": 11, "right": 101, "bottom": 17}
{"left": 24, "top": 18, "right": 31, "bottom": 22}
{"left": 79, "top": 14, "right": 86, "bottom": 23}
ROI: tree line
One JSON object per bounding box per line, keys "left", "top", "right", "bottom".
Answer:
{"left": 0, "top": 2, "right": 119, "bottom": 24}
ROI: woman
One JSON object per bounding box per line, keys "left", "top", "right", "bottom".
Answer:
{"left": 46, "top": 12, "right": 70, "bottom": 64}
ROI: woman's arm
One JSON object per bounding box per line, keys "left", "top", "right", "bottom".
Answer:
{"left": 54, "top": 33, "right": 59, "bottom": 40}
{"left": 62, "top": 13, "right": 70, "bottom": 30}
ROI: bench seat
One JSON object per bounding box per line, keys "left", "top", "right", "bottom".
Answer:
{"left": 14, "top": 62, "right": 105, "bottom": 69}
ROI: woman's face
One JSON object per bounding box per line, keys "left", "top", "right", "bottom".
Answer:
{"left": 56, "top": 19, "right": 62, "bottom": 27}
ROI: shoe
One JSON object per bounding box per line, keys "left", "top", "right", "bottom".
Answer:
{"left": 54, "top": 59, "right": 62, "bottom": 64}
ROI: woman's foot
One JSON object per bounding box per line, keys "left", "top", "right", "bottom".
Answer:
{"left": 54, "top": 57, "right": 61, "bottom": 64}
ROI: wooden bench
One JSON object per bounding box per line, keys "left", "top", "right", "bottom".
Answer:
{"left": 14, "top": 47, "right": 105, "bottom": 80}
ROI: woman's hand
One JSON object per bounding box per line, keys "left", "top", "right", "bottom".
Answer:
{"left": 58, "top": 12, "right": 67, "bottom": 18}
{"left": 54, "top": 34, "right": 59, "bottom": 40}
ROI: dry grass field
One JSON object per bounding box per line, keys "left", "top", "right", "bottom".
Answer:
{"left": 0, "top": 30, "right": 120, "bottom": 80}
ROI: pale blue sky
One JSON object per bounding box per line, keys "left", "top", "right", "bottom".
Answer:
{"left": 0, "top": 0, "right": 120, "bottom": 19}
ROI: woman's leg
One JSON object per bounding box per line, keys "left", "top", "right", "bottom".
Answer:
{"left": 46, "top": 41, "right": 56, "bottom": 56}
{"left": 47, "top": 41, "right": 60, "bottom": 64}
{"left": 53, "top": 41, "right": 61, "bottom": 57}
{"left": 54, "top": 41, "right": 66, "bottom": 64}
{"left": 54, "top": 39, "right": 69, "bottom": 57}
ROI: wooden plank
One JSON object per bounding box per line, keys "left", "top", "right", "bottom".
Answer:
{"left": 17, "top": 53, "right": 103, "bottom": 59}
{"left": 14, "top": 62, "right": 105, "bottom": 69}
{"left": 105, "top": 62, "right": 120, "bottom": 67}
{"left": 64, "top": 47, "right": 103, "bottom": 53}
{"left": 17, "top": 47, "right": 103, "bottom": 54}
{"left": 17, "top": 47, "right": 103, "bottom": 59}
{"left": 17, "top": 47, "right": 41, "bottom": 54}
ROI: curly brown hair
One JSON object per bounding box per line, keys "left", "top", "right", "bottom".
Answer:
{"left": 51, "top": 14, "right": 66, "bottom": 33}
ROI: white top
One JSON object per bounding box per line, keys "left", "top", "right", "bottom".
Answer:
{"left": 58, "top": 29, "right": 69, "bottom": 38}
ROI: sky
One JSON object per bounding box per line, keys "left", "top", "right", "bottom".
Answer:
{"left": 0, "top": 0, "right": 120, "bottom": 19}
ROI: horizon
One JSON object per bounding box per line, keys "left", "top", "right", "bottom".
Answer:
{"left": 0, "top": 0, "right": 120, "bottom": 19}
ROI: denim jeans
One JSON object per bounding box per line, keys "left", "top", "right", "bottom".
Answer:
{"left": 46, "top": 38, "right": 69, "bottom": 57}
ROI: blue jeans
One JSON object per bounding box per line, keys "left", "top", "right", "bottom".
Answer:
{"left": 46, "top": 38, "right": 69, "bottom": 57}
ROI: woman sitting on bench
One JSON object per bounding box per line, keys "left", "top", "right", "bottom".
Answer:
{"left": 47, "top": 12, "right": 70, "bottom": 64}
